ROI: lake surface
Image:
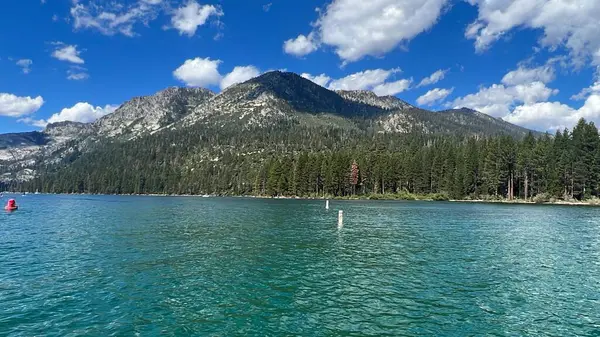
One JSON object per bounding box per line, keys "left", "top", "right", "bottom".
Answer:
{"left": 1, "top": 195, "right": 600, "bottom": 336}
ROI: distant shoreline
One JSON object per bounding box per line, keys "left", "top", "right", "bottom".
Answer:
{"left": 449, "top": 199, "right": 600, "bottom": 207}
{"left": 5, "top": 191, "right": 600, "bottom": 207}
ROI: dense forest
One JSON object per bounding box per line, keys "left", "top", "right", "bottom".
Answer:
{"left": 4, "top": 118, "right": 600, "bottom": 202}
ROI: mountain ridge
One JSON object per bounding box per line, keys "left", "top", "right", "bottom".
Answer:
{"left": 1, "top": 71, "right": 540, "bottom": 184}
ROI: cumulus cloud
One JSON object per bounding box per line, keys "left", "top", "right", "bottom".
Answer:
{"left": 22, "top": 103, "right": 119, "bottom": 127}
{"left": 448, "top": 64, "right": 600, "bottom": 131}
{"left": 501, "top": 65, "right": 555, "bottom": 86}
{"left": 70, "top": 0, "right": 164, "bottom": 36}
{"left": 466, "top": 0, "right": 600, "bottom": 67}
{"left": 283, "top": 33, "right": 318, "bottom": 57}
{"left": 418, "top": 69, "right": 448, "bottom": 87}
{"left": 504, "top": 94, "right": 600, "bottom": 132}
{"left": 303, "top": 68, "right": 412, "bottom": 96}
{"left": 220, "top": 66, "right": 261, "bottom": 90}
{"left": 16, "top": 59, "right": 33, "bottom": 74}
{"left": 174, "top": 57, "right": 223, "bottom": 87}
{"left": 314, "top": 0, "right": 448, "bottom": 63}
{"left": 504, "top": 81, "right": 600, "bottom": 131}
{"left": 171, "top": 1, "right": 223, "bottom": 37}
{"left": 46, "top": 103, "right": 118, "bottom": 124}
{"left": 17, "top": 117, "right": 49, "bottom": 128}
{"left": 301, "top": 73, "right": 332, "bottom": 87}
{"left": 52, "top": 44, "right": 84, "bottom": 64}
{"left": 451, "top": 82, "right": 558, "bottom": 117}
{"left": 328, "top": 68, "right": 401, "bottom": 91}
{"left": 373, "top": 79, "right": 413, "bottom": 96}
{"left": 572, "top": 81, "right": 600, "bottom": 101}
{"left": 174, "top": 57, "right": 261, "bottom": 89}
{"left": 417, "top": 87, "right": 454, "bottom": 106}
{"left": 0, "top": 93, "right": 44, "bottom": 117}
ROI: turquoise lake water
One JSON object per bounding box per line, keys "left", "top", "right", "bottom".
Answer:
{"left": 1, "top": 195, "right": 600, "bottom": 336}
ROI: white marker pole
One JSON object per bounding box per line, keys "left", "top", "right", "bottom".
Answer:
{"left": 326, "top": 200, "right": 330, "bottom": 210}
{"left": 338, "top": 210, "right": 343, "bottom": 229}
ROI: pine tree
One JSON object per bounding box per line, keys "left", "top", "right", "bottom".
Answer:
{"left": 350, "top": 160, "right": 359, "bottom": 195}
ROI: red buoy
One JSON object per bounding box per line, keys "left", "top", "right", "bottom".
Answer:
{"left": 4, "top": 199, "right": 18, "bottom": 211}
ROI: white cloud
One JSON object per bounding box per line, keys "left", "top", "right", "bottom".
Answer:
{"left": 220, "top": 66, "right": 260, "bottom": 90}
{"left": 466, "top": 0, "right": 600, "bottom": 67}
{"left": 283, "top": 33, "right": 318, "bottom": 57}
{"left": 17, "top": 117, "right": 49, "bottom": 128}
{"left": 263, "top": 3, "right": 272, "bottom": 12}
{"left": 52, "top": 44, "right": 84, "bottom": 64}
{"left": 501, "top": 65, "right": 555, "bottom": 86}
{"left": 70, "top": 0, "right": 163, "bottom": 37}
{"left": 302, "top": 68, "right": 412, "bottom": 96}
{"left": 451, "top": 82, "right": 558, "bottom": 117}
{"left": 504, "top": 80, "right": 600, "bottom": 131}
{"left": 67, "top": 66, "right": 90, "bottom": 81}
{"left": 373, "top": 79, "right": 412, "bottom": 96}
{"left": 328, "top": 68, "right": 401, "bottom": 91}
{"left": 174, "top": 57, "right": 260, "bottom": 89}
{"left": 572, "top": 81, "right": 600, "bottom": 100}
{"left": 417, "top": 87, "right": 454, "bottom": 106}
{"left": 504, "top": 92, "right": 600, "bottom": 131}
{"left": 47, "top": 103, "right": 118, "bottom": 124}
{"left": 174, "top": 57, "right": 222, "bottom": 87}
{"left": 16, "top": 59, "right": 33, "bottom": 74}
{"left": 315, "top": 0, "right": 448, "bottom": 63}
{"left": 22, "top": 103, "right": 119, "bottom": 127}
{"left": 301, "top": 73, "right": 332, "bottom": 87}
{"left": 171, "top": 1, "right": 223, "bottom": 37}
{"left": 0, "top": 93, "right": 44, "bottom": 117}
{"left": 418, "top": 69, "right": 448, "bottom": 87}
{"left": 448, "top": 64, "right": 600, "bottom": 131}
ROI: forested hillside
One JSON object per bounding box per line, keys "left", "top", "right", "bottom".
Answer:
{"left": 8, "top": 117, "right": 599, "bottom": 202}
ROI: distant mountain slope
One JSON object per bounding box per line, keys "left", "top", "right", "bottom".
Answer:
{"left": 438, "top": 108, "right": 540, "bottom": 136}
{"left": 0, "top": 131, "right": 48, "bottom": 150}
{"left": 336, "top": 90, "right": 413, "bottom": 110}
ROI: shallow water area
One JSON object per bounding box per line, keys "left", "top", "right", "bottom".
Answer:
{"left": 1, "top": 195, "right": 600, "bottom": 336}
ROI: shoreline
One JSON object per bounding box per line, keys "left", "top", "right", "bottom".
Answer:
{"left": 449, "top": 199, "right": 600, "bottom": 207}
{"left": 5, "top": 191, "right": 600, "bottom": 207}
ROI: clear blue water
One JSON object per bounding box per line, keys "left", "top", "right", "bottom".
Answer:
{"left": 1, "top": 195, "right": 600, "bottom": 336}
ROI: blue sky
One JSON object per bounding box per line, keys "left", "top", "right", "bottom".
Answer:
{"left": 1, "top": 0, "right": 599, "bottom": 133}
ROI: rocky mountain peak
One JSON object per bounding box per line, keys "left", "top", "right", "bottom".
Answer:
{"left": 242, "top": 71, "right": 346, "bottom": 114}
{"left": 336, "top": 90, "right": 413, "bottom": 111}
{"left": 44, "top": 121, "right": 93, "bottom": 138}
{"left": 94, "top": 87, "right": 215, "bottom": 137}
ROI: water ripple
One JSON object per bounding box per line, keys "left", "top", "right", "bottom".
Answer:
{"left": 1, "top": 196, "right": 600, "bottom": 335}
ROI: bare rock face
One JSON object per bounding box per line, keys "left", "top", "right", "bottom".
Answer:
{"left": 95, "top": 87, "right": 215, "bottom": 138}
{"left": 336, "top": 90, "right": 413, "bottom": 110}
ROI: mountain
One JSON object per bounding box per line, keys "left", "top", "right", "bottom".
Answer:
{"left": 0, "top": 87, "right": 214, "bottom": 182}
{"left": 1, "top": 71, "right": 539, "bottom": 187}
{"left": 336, "top": 90, "right": 413, "bottom": 110}
{"left": 96, "top": 87, "right": 214, "bottom": 138}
